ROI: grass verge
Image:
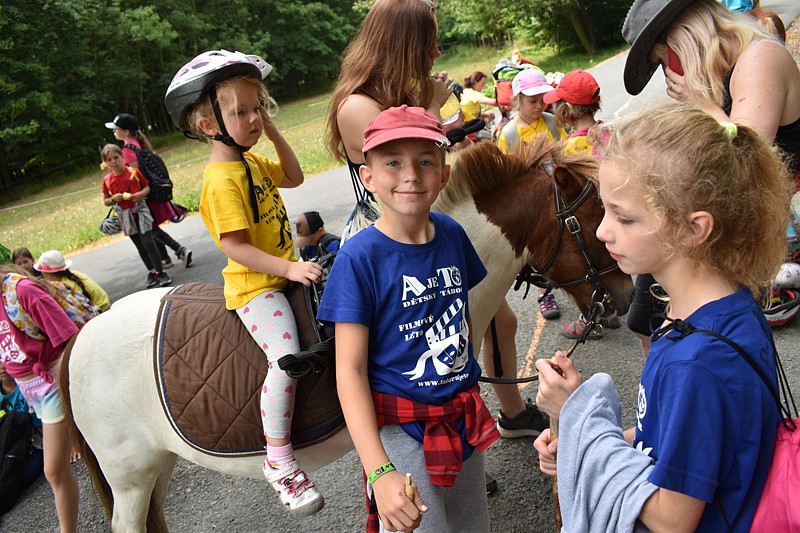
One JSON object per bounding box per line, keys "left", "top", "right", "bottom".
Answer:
{"left": 0, "top": 41, "right": 627, "bottom": 257}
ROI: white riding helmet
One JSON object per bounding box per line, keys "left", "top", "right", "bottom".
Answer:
{"left": 99, "top": 215, "right": 122, "bottom": 236}
{"left": 773, "top": 262, "right": 800, "bottom": 290}
{"left": 165, "top": 50, "right": 272, "bottom": 135}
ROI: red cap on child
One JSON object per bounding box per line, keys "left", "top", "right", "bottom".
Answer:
{"left": 543, "top": 70, "right": 601, "bottom": 105}
{"left": 362, "top": 105, "right": 449, "bottom": 154}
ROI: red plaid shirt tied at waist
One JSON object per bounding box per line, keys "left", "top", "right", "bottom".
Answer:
{"left": 371, "top": 384, "right": 500, "bottom": 487}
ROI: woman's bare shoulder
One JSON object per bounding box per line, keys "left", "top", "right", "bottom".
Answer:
{"left": 339, "top": 94, "right": 382, "bottom": 116}
{"left": 337, "top": 95, "right": 383, "bottom": 161}
{"left": 737, "top": 38, "right": 798, "bottom": 73}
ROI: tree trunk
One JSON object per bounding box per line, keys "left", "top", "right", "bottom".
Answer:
{"left": 0, "top": 139, "right": 11, "bottom": 200}
{"left": 566, "top": 5, "right": 598, "bottom": 56}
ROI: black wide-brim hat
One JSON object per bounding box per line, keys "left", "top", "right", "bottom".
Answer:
{"left": 622, "top": 0, "right": 697, "bottom": 95}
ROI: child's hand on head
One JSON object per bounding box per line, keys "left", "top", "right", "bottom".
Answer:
{"left": 286, "top": 260, "right": 323, "bottom": 287}
{"left": 260, "top": 107, "right": 280, "bottom": 142}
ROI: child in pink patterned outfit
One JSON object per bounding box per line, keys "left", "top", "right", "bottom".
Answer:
{"left": 165, "top": 50, "right": 324, "bottom": 516}
{"left": 0, "top": 265, "right": 79, "bottom": 532}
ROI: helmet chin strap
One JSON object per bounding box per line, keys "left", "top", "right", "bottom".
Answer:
{"left": 210, "top": 87, "right": 260, "bottom": 225}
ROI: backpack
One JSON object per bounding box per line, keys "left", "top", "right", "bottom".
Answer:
{"left": 1, "top": 273, "right": 100, "bottom": 341}
{"left": 501, "top": 112, "right": 561, "bottom": 151}
{"left": 656, "top": 318, "right": 798, "bottom": 532}
{"left": 0, "top": 401, "right": 33, "bottom": 514}
{"left": 123, "top": 143, "right": 173, "bottom": 203}
{"left": 317, "top": 233, "right": 340, "bottom": 258}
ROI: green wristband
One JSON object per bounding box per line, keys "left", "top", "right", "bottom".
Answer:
{"left": 367, "top": 461, "right": 396, "bottom": 485}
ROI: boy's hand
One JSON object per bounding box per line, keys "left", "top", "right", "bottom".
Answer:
{"left": 533, "top": 428, "right": 558, "bottom": 477}
{"left": 285, "top": 260, "right": 322, "bottom": 287}
{"left": 373, "top": 471, "right": 427, "bottom": 532}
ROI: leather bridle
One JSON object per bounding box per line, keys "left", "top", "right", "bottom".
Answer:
{"left": 529, "top": 159, "right": 619, "bottom": 291}
{"left": 480, "top": 160, "right": 621, "bottom": 384}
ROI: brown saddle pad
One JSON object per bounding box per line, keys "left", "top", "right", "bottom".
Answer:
{"left": 154, "top": 282, "right": 344, "bottom": 456}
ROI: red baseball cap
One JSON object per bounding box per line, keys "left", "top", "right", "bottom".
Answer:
{"left": 362, "top": 105, "right": 449, "bottom": 154}
{"left": 543, "top": 70, "right": 601, "bottom": 105}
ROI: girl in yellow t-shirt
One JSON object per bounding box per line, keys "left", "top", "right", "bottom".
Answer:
{"left": 543, "top": 70, "right": 619, "bottom": 340}
{"left": 495, "top": 69, "right": 566, "bottom": 154}
{"left": 544, "top": 70, "right": 609, "bottom": 158}
{"left": 460, "top": 71, "right": 497, "bottom": 122}
{"left": 165, "top": 50, "right": 324, "bottom": 517}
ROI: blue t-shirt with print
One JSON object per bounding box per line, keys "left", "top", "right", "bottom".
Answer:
{"left": 318, "top": 212, "right": 487, "bottom": 406}
{"left": 634, "top": 286, "right": 780, "bottom": 532}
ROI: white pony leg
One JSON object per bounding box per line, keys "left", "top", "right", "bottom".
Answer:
{"left": 148, "top": 456, "right": 178, "bottom": 532}
{"left": 106, "top": 453, "right": 176, "bottom": 533}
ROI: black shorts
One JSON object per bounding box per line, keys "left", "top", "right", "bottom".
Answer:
{"left": 626, "top": 273, "right": 668, "bottom": 337}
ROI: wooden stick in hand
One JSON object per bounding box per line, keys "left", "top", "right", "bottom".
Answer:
{"left": 549, "top": 356, "right": 565, "bottom": 531}
{"left": 405, "top": 473, "right": 414, "bottom": 501}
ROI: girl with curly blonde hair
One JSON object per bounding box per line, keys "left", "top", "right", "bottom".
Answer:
{"left": 535, "top": 103, "right": 789, "bottom": 532}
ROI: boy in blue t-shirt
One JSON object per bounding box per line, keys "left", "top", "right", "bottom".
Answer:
{"left": 318, "top": 105, "right": 499, "bottom": 533}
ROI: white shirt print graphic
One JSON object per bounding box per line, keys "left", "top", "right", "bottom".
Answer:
{"left": 403, "top": 298, "right": 469, "bottom": 381}
{"left": 0, "top": 320, "right": 26, "bottom": 365}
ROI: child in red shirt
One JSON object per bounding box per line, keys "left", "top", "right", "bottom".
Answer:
{"left": 100, "top": 144, "right": 171, "bottom": 288}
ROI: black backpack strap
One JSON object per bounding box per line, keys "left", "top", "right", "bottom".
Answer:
{"left": 317, "top": 233, "right": 340, "bottom": 254}
{"left": 653, "top": 316, "right": 797, "bottom": 430}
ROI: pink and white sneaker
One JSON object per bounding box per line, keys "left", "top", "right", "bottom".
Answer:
{"left": 264, "top": 458, "right": 324, "bottom": 516}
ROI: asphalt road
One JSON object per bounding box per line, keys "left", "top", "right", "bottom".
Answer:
{"left": 3, "top": 5, "right": 799, "bottom": 531}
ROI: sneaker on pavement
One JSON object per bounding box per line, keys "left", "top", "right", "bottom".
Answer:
{"left": 145, "top": 272, "right": 158, "bottom": 288}
{"left": 157, "top": 272, "right": 172, "bottom": 287}
{"left": 264, "top": 458, "right": 324, "bottom": 517}
{"left": 561, "top": 315, "right": 603, "bottom": 340}
{"left": 179, "top": 247, "right": 193, "bottom": 268}
{"left": 161, "top": 258, "right": 174, "bottom": 269}
{"left": 538, "top": 293, "right": 561, "bottom": 320}
{"left": 497, "top": 399, "right": 549, "bottom": 438}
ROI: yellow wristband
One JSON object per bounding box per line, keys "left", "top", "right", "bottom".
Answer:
{"left": 367, "top": 462, "right": 396, "bottom": 485}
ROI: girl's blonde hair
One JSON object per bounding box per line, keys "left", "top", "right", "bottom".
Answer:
{"left": 133, "top": 130, "right": 154, "bottom": 152}
{"left": 654, "top": 0, "right": 771, "bottom": 110}
{"left": 100, "top": 143, "right": 123, "bottom": 162}
{"left": 604, "top": 103, "right": 789, "bottom": 294}
{"left": 186, "top": 76, "right": 275, "bottom": 143}
{"left": 326, "top": 0, "right": 438, "bottom": 161}
{"left": 553, "top": 101, "right": 601, "bottom": 129}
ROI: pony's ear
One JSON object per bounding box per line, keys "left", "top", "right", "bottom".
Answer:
{"left": 552, "top": 164, "right": 582, "bottom": 195}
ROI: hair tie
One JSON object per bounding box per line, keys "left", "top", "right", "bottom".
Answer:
{"left": 720, "top": 121, "right": 737, "bottom": 139}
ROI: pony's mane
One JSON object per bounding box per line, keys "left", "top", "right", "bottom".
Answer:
{"left": 435, "top": 137, "right": 597, "bottom": 212}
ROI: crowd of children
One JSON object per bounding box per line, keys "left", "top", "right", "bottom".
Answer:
{"left": 6, "top": 0, "right": 799, "bottom": 528}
